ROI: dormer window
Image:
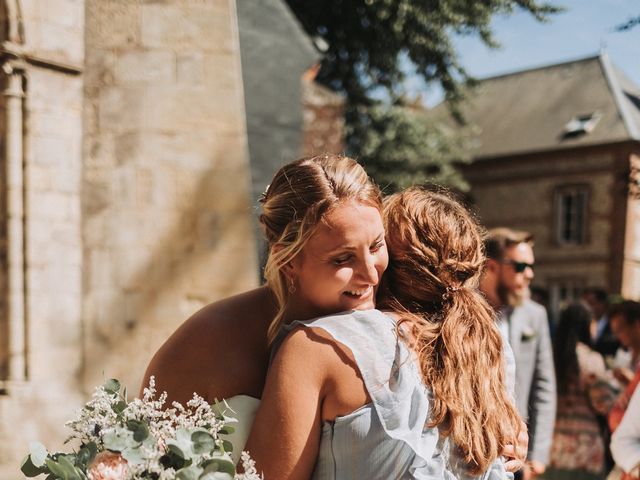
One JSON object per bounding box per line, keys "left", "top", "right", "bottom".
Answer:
{"left": 563, "top": 112, "right": 601, "bottom": 136}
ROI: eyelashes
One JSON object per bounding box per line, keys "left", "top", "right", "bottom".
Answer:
{"left": 331, "top": 240, "right": 385, "bottom": 265}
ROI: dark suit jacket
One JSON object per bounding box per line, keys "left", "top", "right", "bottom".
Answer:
{"left": 593, "top": 317, "right": 621, "bottom": 358}
{"left": 506, "top": 299, "right": 557, "bottom": 465}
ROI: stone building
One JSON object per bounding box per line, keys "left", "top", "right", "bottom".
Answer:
{"left": 0, "top": 0, "right": 325, "bottom": 476}
{"left": 456, "top": 54, "right": 640, "bottom": 318}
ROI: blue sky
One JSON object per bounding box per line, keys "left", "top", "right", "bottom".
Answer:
{"left": 417, "top": 0, "right": 640, "bottom": 106}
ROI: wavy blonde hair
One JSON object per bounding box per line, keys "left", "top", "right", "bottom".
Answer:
{"left": 259, "top": 155, "right": 382, "bottom": 343}
{"left": 378, "top": 186, "right": 523, "bottom": 474}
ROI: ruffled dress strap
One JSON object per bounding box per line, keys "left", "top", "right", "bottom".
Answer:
{"left": 276, "top": 309, "right": 512, "bottom": 479}
{"left": 280, "top": 310, "right": 437, "bottom": 469}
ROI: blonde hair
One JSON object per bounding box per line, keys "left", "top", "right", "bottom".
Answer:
{"left": 259, "top": 155, "right": 382, "bottom": 343}
{"left": 379, "top": 186, "right": 523, "bottom": 474}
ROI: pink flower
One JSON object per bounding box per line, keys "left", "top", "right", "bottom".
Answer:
{"left": 87, "top": 451, "right": 129, "bottom": 480}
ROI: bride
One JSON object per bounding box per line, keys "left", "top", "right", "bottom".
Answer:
{"left": 140, "top": 155, "right": 388, "bottom": 461}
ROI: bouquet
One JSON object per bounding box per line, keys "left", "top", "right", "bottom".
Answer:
{"left": 21, "top": 377, "right": 261, "bottom": 480}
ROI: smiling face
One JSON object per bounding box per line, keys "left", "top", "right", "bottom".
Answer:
{"left": 285, "top": 200, "right": 388, "bottom": 320}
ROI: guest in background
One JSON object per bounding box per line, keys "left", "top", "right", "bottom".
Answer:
{"left": 609, "top": 300, "right": 640, "bottom": 432}
{"left": 546, "top": 302, "right": 608, "bottom": 480}
{"left": 583, "top": 288, "right": 622, "bottom": 474}
{"left": 481, "top": 228, "right": 556, "bottom": 480}
{"left": 582, "top": 288, "right": 619, "bottom": 358}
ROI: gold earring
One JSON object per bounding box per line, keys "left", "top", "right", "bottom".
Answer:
{"left": 289, "top": 278, "right": 296, "bottom": 294}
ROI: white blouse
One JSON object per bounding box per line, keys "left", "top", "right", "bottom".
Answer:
{"left": 611, "top": 385, "right": 640, "bottom": 473}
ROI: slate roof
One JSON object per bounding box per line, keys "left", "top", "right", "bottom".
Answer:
{"left": 438, "top": 53, "right": 640, "bottom": 159}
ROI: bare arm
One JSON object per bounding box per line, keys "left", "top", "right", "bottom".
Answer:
{"left": 244, "top": 328, "right": 327, "bottom": 480}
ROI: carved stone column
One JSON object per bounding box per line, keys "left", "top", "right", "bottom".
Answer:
{"left": 3, "top": 60, "right": 25, "bottom": 382}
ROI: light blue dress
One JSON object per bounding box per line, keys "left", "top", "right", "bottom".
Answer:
{"left": 277, "top": 309, "right": 513, "bottom": 480}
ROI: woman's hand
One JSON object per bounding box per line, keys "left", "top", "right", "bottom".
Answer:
{"left": 502, "top": 421, "right": 528, "bottom": 473}
{"left": 614, "top": 367, "right": 635, "bottom": 386}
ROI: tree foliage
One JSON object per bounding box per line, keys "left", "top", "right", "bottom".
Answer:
{"left": 615, "top": 15, "right": 640, "bottom": 32}
{"left": 286, "top": 0, "right": 560, "bottom": 191}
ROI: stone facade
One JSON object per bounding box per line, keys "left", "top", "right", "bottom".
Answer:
{"left": 463, "top": 141, "right": 640, "bottom": 319}
{"left": 0, "top": 0, "right": 262, "bottom": 477}
{"left": 0, "top": 0, "right": 86, "bottom": 476}
{"left": 82, "top": 0, "right": 257, "bottom": 391}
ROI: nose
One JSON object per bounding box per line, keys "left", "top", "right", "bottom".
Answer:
{"left": 524, "top": 265, "right": 534, "bottom": 281}
{"left": 358, "top": 254, "right": 380, "bottom": 284}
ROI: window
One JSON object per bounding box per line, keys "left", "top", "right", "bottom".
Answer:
{"left": 563, "top": 112, "right": 601, "bottom": 137}
{"left": 547, "top": 278, "right": 586, "bottom": 326}
{"left": 554, "top": 185, "right": 589, "bottom": 245}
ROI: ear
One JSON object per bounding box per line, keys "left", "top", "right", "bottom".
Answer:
{"left": 485, "top": 258, "right": 500, "bottom": 276}
{"left": 270, "top": 243, "right": 298, "bottom": 280}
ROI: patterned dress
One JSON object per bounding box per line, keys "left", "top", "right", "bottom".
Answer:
{"left": 546, "top": 343, "right": 607, "bottom": 480}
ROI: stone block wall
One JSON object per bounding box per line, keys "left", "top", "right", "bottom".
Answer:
{"left": 464, "top": 146, "right": 626, "bottom": 319}
{"left": 82, "top": 0, "right": 257, "bottom": 393}
{"left": 0, "top": 0, "right": 86, "bottom": 477}
{"left": 622, "top": 152, "right": 640, "bottom": 299}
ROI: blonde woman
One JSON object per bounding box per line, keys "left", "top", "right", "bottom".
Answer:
{"left": 141, "top": 155, "right": 389, "bottom": 459}
{"left": 245, "top": 187, "right": 524, "bottom": 479}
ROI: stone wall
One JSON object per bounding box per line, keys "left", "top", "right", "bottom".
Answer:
{"left": 463, "top": 145, "right": 627, "bottom": 318}
{"left": 622, "top": 152, "right": 640, "bottom": 299}
{"left": 82, "top": 0, "right": 258, "bottom": 393}
{"left": 0, "top": 0, "right": 86, "bottom": 476}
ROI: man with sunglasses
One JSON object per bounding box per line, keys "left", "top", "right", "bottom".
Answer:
{"left": 481, "top": 228, "right": 556, "bottom": 480}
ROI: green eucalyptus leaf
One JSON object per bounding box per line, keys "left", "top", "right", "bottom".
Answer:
{"left": 200, "top": 473, "right": 233, "bottom": 480}
{"left": 21, "top": 455, "right": 47, "bottom": 477}
{"left": 217, "top": 426, "right": 235, "bottom": 435}
{"left": 166, "top": 428, "right": 193, "bottom": 459}
{"left": 176, "top": 464, "right": 203, "bottom": 480}
{"left": 103, "top": 379, "right": 121, "bottom": 395}
{"left": 191, "top": 430, "right": 215, "bottom": 455}
{"left": 166, "top": 441, "right": 186, "bottom": 460}
{"left": 29, "top": 441, "right": 48, "bottom": 468}
{"left": 221, "top": 440, "right": 233, "bottom": 454}
{"left": 45, "top": 459, "right": 65, "bottom": 479}
{"left": 202, "top": 456, "right": 235, "bottom": 476}
{"left": 103, "top": 427, "right": 133, "bottom": 452}
{"left": 57, "top": 455, "right": 81, "bottom": 480}
{"left": 113, "top": 400, "right": 128, "bottom": 415}
{"left": 76, "top": 443, "right": 98, "bottom": 469}
{"left": 126, "top": 419, "right": 149, "bottom": 442}
{"left": 122, "top": 447, "right": 146, "bottom": 465}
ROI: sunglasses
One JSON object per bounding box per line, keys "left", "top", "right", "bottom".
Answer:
{"left": 501, "top": 260, "right": 534, "bottom": 273}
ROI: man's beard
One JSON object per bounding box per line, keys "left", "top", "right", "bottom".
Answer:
{"left": 497, "top": 282, "right": 530, "bottom": 307}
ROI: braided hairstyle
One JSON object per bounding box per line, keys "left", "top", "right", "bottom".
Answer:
{"left": 378, "top": 186, "right": 523, "bottom": 474}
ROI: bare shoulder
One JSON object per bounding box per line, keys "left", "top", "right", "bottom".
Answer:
{"left": 274, "top": 325, "right": 369, "bottom": 420}
{"left": 141, "top": 286, "right": 277, "bottom": 404}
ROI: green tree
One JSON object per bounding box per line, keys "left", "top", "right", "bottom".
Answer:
{"left": 616, "top": 15, "right": 640, "bottom": 31}
{"left": 286, "top": 0, "right": 560, "bottom": 192}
